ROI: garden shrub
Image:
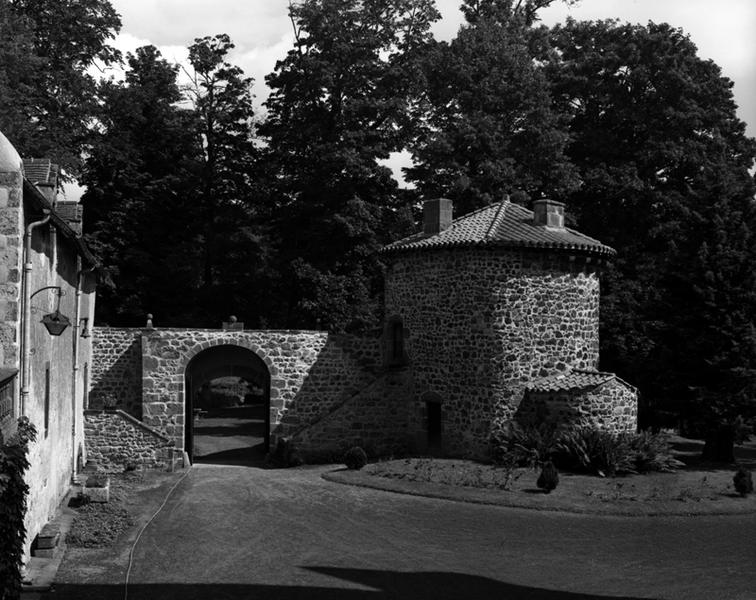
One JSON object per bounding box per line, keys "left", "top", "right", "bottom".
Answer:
{"left": 343, "top": 446, "right": 368, "bottom": 470}
{"left": 733, "top": 467, "right": 753, "bottom": 497}
{"left": 627, "top": 431, "right": 684, "bottom": 473}
{"left": 536, "top": 460, "right": 559, "bottom": 493}
{"left": 554, "top": 429, "right": 635, "bottom": 476}
{"left": 491, "top": 422, "right": 559, "bottom": 468}
{"left": 0, "top": 417, "right": 37, "bottom": 600}
{"left": 492, "top": 423, "right": 682, "bottom": 478}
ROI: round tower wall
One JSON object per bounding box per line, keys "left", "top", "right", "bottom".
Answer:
{"left": 384, "top": 247, "right": 601, "bottom": 457}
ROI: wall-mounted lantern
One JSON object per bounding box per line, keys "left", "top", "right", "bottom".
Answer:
{"left": 31, "top": 286, "right": 71, "bottom": 336}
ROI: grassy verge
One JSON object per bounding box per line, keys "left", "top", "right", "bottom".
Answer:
{"left": 327, "top": 436, "right": 756, "bottom": 516}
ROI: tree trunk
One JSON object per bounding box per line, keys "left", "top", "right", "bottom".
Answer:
{"left": 701, "top": 423, "right": 736, "bottom": 463}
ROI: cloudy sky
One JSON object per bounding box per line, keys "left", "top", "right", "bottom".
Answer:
{"left": 106, "top": 0, "right": 755, "bottom": 131}
{"left": 67, "top": 0, "right": 755, "bottom": 196}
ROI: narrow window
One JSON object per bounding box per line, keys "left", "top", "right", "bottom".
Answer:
{"left": 386, "top": 316, "right": 406, "bottom": 367}
{"left": 427, "top": 400, "right": 442, "bottom": 451}
{"left": 391, "top": 320, "right": 403, "bottom": 362}
{"left": 83, "top": 362, "right": 89, "bottom": 409}
{"left": 44, "top": 362, "right": 51, "bottom": 437}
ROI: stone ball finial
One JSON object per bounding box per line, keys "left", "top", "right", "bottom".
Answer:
{"left": 229, "top": 315, "right": 237, "bottom": 323}
{"left": 146, "top": 313, "right": 154, "bottom": 328}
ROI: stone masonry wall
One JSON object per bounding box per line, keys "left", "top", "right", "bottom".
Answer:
{"left": 385, "top": 247, "right": 601, "bottom": 457}
{"left": 518, "top": 379, "right": 638, "bottom": 433}
{"left": 84, "top": 409, "right": 175, "bottom": 472}
{"left": 89, "top": 327, "right": 411, "bottom": 456}
{"left": 135, "top": 328, "right": 391, "bottom": 450}
{"left": 292, "top": 368, "right": 413, "bottom": 457}
{"left": 90, "top": 328, "right": 143, "bottom": 417}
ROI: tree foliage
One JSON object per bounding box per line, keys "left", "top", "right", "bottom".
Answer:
{"left": 259, "top": 0, "right": 440, "bottom": 330}
{"left": 0, "top": 0, "right": 121, "bottom": 177}
{"left": 183, "top": 34, "right": 262, "bottom": 320}
{"left": 0, "top": 418, "right": 36, "bottom": 600}
{"left": 82, "top": 36, "right": 264, "bottom": 327}
{"left": 7, "top": 0, "right": 756, "bottom": 447}
{"left": 407, "top": 0, "right": 578, "bottom": 214}
{"left": 82, "top": 46, "right": 200, "bottom": 325}
{"left": 545, "top": 19, "right": 756, "bottom": 438}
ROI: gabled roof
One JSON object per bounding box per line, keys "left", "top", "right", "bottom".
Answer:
{"left": 22, "top": 179, "right": 98, "bottom": 268}
{"left": 526, "top": 369, "right": 635, "bottom": 393}
{"left": 381, "top": 199, "right": 615, "bottom": 256}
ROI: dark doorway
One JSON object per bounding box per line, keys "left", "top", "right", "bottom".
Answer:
{"left": 427, "top": 400, "right": 442, "bottom": 455}
{"left": 185, "top": 345, "right": 270, "bottom": 465}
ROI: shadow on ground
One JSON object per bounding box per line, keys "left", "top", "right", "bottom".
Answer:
{"left": 671, "top": 436, "right": 756, "bottom": 471}
{"left": 192, "top": 442, "right": 270, "bottom": 467}
{"left": 48, "top": 569, "right": 652, "bottom": 600}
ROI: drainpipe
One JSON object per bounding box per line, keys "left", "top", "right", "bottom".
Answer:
{"left": 71, "top": 261, "right": 95, "bottom": 483}
{"left": 20, "top": 210, "right": 52, "bottom": 415}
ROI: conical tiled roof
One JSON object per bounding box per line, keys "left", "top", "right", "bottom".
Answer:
{"left": 382, "top": 199, "right": 615, "bottom": 256}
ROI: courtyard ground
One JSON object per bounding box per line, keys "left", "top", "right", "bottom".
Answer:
{"left": 36, "top": 447, "right": 756, "bottom": 600}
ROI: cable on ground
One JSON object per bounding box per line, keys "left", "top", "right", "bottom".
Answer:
{"left": 123, "top": 464, "right": 192, "bottom": 600}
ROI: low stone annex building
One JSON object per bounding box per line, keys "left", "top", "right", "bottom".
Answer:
{"left": 87, "top": 196, "right": 638, "bottom": 467}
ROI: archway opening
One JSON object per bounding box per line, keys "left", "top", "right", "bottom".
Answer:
{"left": 185, "top": 345, "right": 270, "bottom": 465}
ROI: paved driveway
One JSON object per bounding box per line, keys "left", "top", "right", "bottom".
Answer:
{"left": 52, "top": 464, "right": 756, "bottom": 599}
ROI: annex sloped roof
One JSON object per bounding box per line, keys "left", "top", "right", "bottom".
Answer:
{"left": 526, "top": 369, "right": 635, "bottom": 393}
{"left": 22, "top": 158, "right": 57, "bottom": 185}
{"left": 382, "top": 199, "right": 615, "bottom": 256}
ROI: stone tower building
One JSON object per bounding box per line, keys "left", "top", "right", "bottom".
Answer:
{"left": 382, "top": 197, "right": 636, "bottom": 457}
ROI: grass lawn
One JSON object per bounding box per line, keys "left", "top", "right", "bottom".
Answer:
{"left": 328, "top": 435, "right": 756, "bottom": 516}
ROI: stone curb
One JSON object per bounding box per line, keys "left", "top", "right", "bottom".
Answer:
{"left": 322, "top": 468, "right": 756, "bottom": 518}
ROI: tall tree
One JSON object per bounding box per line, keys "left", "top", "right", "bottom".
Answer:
{"left": 183, "top": 34, "right": 264, "bottom": 320}
{"left": 0, "top": 0, "right": 121, "bottom": 177}
{"left": 82, "top": 46, "right": 201, "bottom": 325}
{"left": 546, "top": 19, "right": 756, "bottom": 455}
{"left": 260, "top": 0, "right": 440, "bottom": 331}
{"left": 83, "top": 38, "right": 266, "bottom": 327}
{"left": 407, "top": 0, "right": 578, "bottom": 214}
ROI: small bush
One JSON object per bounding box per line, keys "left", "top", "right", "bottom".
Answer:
{"left": 733, "top": 467, "right": 754, "bottom": 497}
{"left": 266, "top": 438, "right": 303, "bottom": 468}
{"left": 536, "top": 460, "right": 559, "bottom": 493}
{"left": 343, "top": 447, "right": 368, "bottom": 470}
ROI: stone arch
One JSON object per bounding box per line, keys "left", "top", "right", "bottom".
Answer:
{"left": 179, "top": 339, "right": 273, "bottom": 463}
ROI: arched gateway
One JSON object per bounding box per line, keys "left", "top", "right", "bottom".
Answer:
{"left": 185, "top": 345, "right": 270, "bottom": 463}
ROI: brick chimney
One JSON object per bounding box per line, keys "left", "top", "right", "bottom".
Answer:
{"left": 423, "top": 198, "right": 453, "bottom": 235}
{"left": 533, "top": 199, "right": 565, "bottom": 229}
